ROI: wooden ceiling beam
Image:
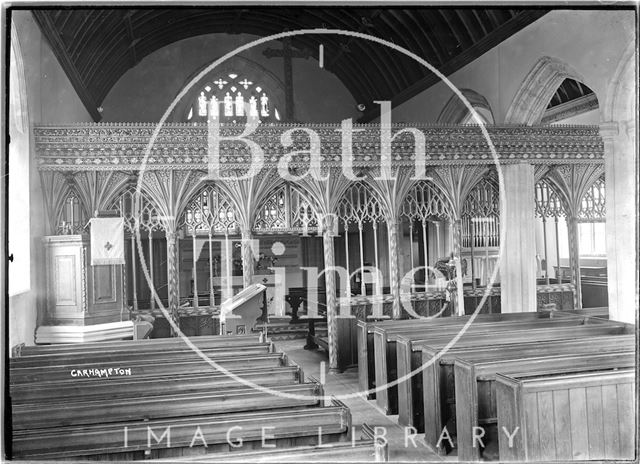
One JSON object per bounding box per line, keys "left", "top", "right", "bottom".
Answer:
{"left": 359, "top": 9, "right": 549, "bottom": 122}
{"left": 31, "top": 10, "right": 102, "bottom": 121}
{"left": 455, "top": 10, "right": 483, "bottom": 44}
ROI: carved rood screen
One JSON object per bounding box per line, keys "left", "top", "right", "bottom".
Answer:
{"left": 461, "top": 175, "right": 500, "bottom": 248}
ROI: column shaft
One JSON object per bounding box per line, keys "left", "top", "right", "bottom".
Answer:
{"left": 323, "top": 222, "right": 339, "bottom": 372}
{"left": 500, "top": 163, "right": 537, "bottom": 313}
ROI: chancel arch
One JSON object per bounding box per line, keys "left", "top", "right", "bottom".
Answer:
{"left": 437, "top": 88, "right": 495, "bottom": 125}
{"left": 505, "top": 56, "right": 595, "bottom": 125}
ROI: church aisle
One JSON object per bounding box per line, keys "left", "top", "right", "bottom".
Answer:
{"left": 274, "top": 340, "right": 445, "bottom": 462}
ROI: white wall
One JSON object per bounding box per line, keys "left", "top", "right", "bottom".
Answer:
{"left": 101, "top": 33, "right": 359, "bottom": 123}
{"left": 9, "top": 11, "right": 93, "bottom": 351}
{"left": 392, "top": 10, "right": 635, "bottom": 125}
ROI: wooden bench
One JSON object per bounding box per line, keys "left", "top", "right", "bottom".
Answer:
{"left": 357, "top": 312, "right": 556, "bottom": 394}
{"left": 418, "top": 334, "right": 635, "bottom": 453}
{"left": 454, "top": 351, "right": 636, "bottom": 461}
{"left": 159, "top": 440, "right": 388, "bottom": 462}
{"left": 159, "top": 423, "right": 388, "bottom": 462}
{"left": 18, "top": 334, "right": 264, "bottom": 356}
{"left": 374, "top": 316, "right": 620, "bottom": 414}
{"left": 396, "top": 327, "right": 630, "bottom": 427}
{"left": 13, "top": 382, "right": 324, "bottom": 430}
{"left": 10, "top": 342, "right": 273, "bottom": 368}
{"left": 497, "top": 369, "right": 635, "bottom": 461}
{"left": 11, "top": 365, "right": 303, "bottom": 404}
{"left": 10, "top": 352, "right": 288, "bottom": 384}
{"left": 12, "top": 400, "right": 352, "bottom": 460}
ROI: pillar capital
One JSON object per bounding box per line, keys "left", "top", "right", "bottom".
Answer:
{"left": 599, "top": 121, "right": 620, "bottom": 139}
{"left": 240, "top": 226, "right": 252, "bottom": 239}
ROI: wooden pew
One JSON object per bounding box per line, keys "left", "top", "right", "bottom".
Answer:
{"left": 10, "top": 343, "right": 273, "bottom": 368}
{"left": 158, "top": 441, "right": 388, "bottom": 462}
{"left": 11, "top": 365, "right": 302, "bottom": 404}
{"left": 10, "top": 352, "right": 288, "bottom": 384}
{"left": 496, "top": 369, "right": 635, "bottom": 461}
{"left": 454, "top": 351, "right": 636, "bottom": 461}
{"left": 551, "top": 307, "right": 610, "bottom": 320}
{"left": 12, "top": 401, "right": 352, "bottom": 460}
{"left": 18, "top": 334, "right": 263, "bottom": 356}
{"left": 418, "top": 334, "right": 635, "bottom": 453}
{"left": 374, "top": 316, "right": 620, "bottom": 414}
{"left": 399, "top": 326, "right": 628, "bottom": 424}
{"left": 160, "top": 423, "right": 388, "bottom": 462}
{"left": 13, "top": 382, "right": 324, "bottom": 430}
{"left": 356, "top": 312, "right": 555, "bottom": 395}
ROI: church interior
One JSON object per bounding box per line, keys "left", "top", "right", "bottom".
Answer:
{"left": 3, "top": 5, "right": 638, "bottom": 462}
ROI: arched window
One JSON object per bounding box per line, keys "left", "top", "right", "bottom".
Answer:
{"left": 186, "top": 73, "right": 281, "bottom": 123}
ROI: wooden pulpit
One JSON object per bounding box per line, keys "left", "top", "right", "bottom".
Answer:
{"left": 36, "top": 235, "right": 130, "bottom": 343}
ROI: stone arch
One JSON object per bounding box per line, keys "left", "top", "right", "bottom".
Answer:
{"left": 170, "top": 55, "right": 286, "bottom": 123}
{"left": 437, "top": 88, "right": 495, "bottom": 124}
{"left": 10, "top": 22, "right": 29, "bottom": 135}
{"left": 505, "top": 56, "right": 593, "bottom": 125}
{"left": 603, "top": 41, "right": 635, "bottom": 123}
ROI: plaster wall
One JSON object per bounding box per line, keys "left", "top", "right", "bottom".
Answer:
{"left": 392, "top": 9, "right": 635, "bottom": 125}
{"left": 9, "top": 11, "right": 92, "bottom": 351}
{"left": 101, "top": 33, "right": 359, "bottom": 123}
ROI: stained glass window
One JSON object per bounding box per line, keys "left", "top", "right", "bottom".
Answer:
{"left": 187, "top": 73, "right": 279, "bottom": 123}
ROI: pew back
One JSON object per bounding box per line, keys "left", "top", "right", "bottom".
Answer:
{"left": 496, "top": 369, "right": 635, "bottom": 461}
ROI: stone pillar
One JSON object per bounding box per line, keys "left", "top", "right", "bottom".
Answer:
{"left": 567, "top": 217, "right": 582, "bottom": 309}
{"left": 240, "top": 226, "right": 254, "bottom": 289}
{"left": 166, "top": 230, "right": 180, "bottom": 335}
{"left": 500, "top": 163, "right": 537, "bottom": 313}
{"left": 601, "top": 121, "right": 636, "bottom": 324}
{"left": 451, "top": 218, "right": 465, "bottom": 316}
{"left": 387, "top": 219, "right": 401, "bottom": 319}
{"left": 322, "top": 215, "right": 339, "bottom": 372}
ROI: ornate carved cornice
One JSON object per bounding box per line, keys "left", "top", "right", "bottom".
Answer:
{"left": 35, "top": 123, "right": 604, "bottom": 172}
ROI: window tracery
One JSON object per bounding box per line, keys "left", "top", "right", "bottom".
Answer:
{"left": 187, "top": 73, "right": 279, "bottom": 123}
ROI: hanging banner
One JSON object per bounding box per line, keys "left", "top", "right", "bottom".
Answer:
{"left": 90, "top": 217, "right": 125, "bottom": 265}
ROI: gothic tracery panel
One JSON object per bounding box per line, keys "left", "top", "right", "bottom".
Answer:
{"left": 535, "top": 178, "right": 568, "bottom": 219}
{"left": 400, "top": 180, "right": 451, "bottom": 221}
{"left": 179, "top": 185, "right": 239, "bottom": 235}
{"left": 253, "top": 183, "right": 320, "bottom": 233}
{"left": 461, "top": 176, "right": 500, "bottom": 248}
{"left": 338, "top": 182, "right": 384, "bottom": 225}
{"left": 577, "top": 176, "right": 606, "bottom": 222}
{"left": 111, "top": 187, "right": 164, "bottom": 233}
